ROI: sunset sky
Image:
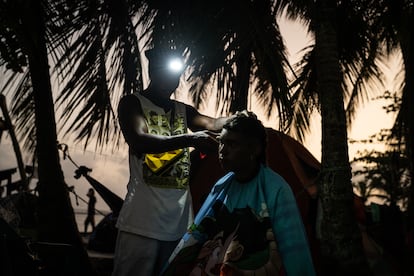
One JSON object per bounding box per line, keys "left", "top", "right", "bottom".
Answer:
{"left": 0, "top": 17, "right": 398, "bottom": 215}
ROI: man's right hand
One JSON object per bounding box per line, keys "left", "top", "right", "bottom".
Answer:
{"left": 190, "top": 130, "right": 219, "bottom": 153}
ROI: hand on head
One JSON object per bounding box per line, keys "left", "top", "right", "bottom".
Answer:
{"left": 191, "top": 130, "right": 220, "bottom": 153}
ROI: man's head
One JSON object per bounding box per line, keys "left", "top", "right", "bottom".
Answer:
{"left": 145, "top": 48, "right": 184, "bottom": 92}
{"left": 218, "top": 112, "right": 267, "bottom": 175}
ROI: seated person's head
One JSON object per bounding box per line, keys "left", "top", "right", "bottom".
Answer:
{"left": 218, "top": 112, "right": 267, "bottom": 174}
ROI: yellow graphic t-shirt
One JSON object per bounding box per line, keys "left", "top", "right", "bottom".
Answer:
{"left": 137, "top": 94, "right": 190, "bottom": 189}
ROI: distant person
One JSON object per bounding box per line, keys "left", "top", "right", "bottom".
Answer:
{"left": 163, "top": 112, "right": 316, "bottom": 275}
{"left": 113, "top": 46, "right": 238, "bottom": 276}
{"left": 84, "top": 188, "right": 96, "bottom": 233}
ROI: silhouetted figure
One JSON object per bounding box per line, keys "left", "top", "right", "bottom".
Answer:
{"left": 113, "top": 46, "right": 237, "bottom": 276}
{"left": 84, "top": 188, "right": 96, "bottom": 233}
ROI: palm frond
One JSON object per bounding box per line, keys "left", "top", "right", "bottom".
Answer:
{"left": 51, "top": 0, "right": 143, "bottom": 149}
{"left": 1, "top": 70, "right": 36, "bottom": 151}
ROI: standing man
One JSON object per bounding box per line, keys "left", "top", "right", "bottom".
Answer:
{"left": 113, "top": 47, "right": 232, "bottom": 276}
{"left": 84, "top": 188, "right": 96, "bottom": 233}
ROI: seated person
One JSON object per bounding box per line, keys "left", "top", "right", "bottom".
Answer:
{"left": 162, "top": 112, "right": 316, "bottom": 275}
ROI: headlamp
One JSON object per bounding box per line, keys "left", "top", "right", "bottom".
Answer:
{"left": 167, "top": 57, "right": 184, "bottom": 73}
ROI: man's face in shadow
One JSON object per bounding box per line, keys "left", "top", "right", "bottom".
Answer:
{"left": 146, "top": 49, "right": 183, "bottom": 93}
{"left": 149, "top": 65, "right": 181, "bottom": 92}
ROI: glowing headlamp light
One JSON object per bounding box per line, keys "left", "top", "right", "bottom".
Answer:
{"left": 167, "top": 57, "right": 184, "bottom": 73}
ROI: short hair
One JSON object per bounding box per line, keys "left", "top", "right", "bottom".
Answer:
{"left": 145, "top": 47, "right": 182, "bottom": 68}
{"left": 223, "top": 111, "right": 267, "bottom": 164}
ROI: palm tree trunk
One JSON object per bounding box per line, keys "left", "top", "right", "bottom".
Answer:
{"left": 21, "top": 0, "right": 93, "bottom": 274}
{"left": 230, "top": 49, "right": 251, "bottom": 113}
{"left": 315, "top": 0, "right": 370, "bottom": 275}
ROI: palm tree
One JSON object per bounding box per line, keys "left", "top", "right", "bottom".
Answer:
{"left": 0, "top": 0, "right": 94, "bottom": 274}
{"left": 314, "top": 1, "right": 370, "bottom": 273}
{"left": 274, "top": 0, "right": 385, "bottom": 273}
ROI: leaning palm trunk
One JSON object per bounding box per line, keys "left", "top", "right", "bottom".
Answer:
{"left": 0, "top": 94, "right": 28, "bottom": 189}
{"left": 20, "top": 0, "right": 93, "bottom": 274}
{"left": 314, "top": 0, "right": 370, "bottom": 275}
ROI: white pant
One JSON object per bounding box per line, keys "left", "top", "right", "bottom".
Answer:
{"left": 112, "top": 230, "right": 179, "bottom": 276}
